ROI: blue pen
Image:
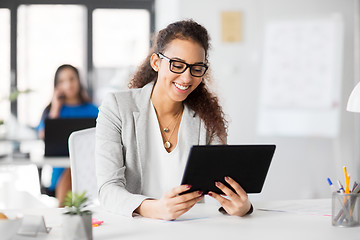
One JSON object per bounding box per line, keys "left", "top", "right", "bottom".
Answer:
{"left": 337, "top": 180, "right": 345, "bottom": 193}
{"left": 327, "top": 178, "right": 337, "bottom": 192}
{"left": 352, "top": 182, "right": 358, "bottom": 193}
{"left": 353, "top": 183, "right": 360, "bottom": 194}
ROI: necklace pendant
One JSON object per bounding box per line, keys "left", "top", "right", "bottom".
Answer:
{"left": 164, "top": 141, "right": 171, "bottom": 149}
{"left": 164, "top": 128, "right": 169, "bottom": 133}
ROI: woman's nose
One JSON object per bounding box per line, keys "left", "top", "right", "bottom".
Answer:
{"left": 179, "top": 67, "right": 193, "bottom": 83}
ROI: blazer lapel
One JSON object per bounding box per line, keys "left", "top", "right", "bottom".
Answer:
{"left": 182, "top": 104, "right": 202, "bottom": 147}
{"left": 133, "top": 82, "right": 154, "bottom": 185}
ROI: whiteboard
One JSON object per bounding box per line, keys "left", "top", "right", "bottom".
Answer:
{"left": 257, "top": 15, "right": 343, "bottom": 137}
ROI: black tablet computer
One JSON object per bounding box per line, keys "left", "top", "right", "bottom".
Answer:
{"left": 180, "top": 145, "right": 275, "bottom": 195}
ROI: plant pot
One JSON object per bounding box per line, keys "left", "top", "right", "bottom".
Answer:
{"left": 62, "top": 214, "right": 92, "bottom": 240}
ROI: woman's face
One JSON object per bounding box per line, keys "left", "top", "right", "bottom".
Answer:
{"left": 152, "top": 39, "right": 206, "bottom": 103}
{"left": 56, "top": 68, "right": 80, "bottom": 99}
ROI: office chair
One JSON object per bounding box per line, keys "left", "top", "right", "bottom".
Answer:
{"left": 68, "top": 127, "right": 98, "bottom": 205}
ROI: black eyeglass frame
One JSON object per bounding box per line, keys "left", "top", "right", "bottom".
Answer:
{"left": 156, "top": 52, "right": 208, "bottom": 77}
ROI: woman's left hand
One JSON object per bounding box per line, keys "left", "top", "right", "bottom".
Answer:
{"left": 208, "top": 176, "right": 252, "bottom": 217}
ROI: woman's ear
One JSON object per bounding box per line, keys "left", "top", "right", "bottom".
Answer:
{"left": 150, "top": 53, "right": 159, "bottom": 72}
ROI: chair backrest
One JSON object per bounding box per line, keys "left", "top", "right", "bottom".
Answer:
{"left": 68, "top": 127, "right": 98, "bottom": 204}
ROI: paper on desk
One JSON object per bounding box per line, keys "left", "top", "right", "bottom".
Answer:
{"left": 133, "top": 203, "right": 222, "bottom": 223}
{"left": 257, "top": 199, "right": 331, "bottom": 216}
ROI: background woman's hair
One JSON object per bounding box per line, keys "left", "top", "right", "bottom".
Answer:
{"left": 128, "top": 19, "right": 228, "bottom": 143}
{"left": 42, "top": 64, "right": 90, "bottom": 117}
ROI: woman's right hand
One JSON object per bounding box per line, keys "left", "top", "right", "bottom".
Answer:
{"left": 135, "top": 185, "right": 203, "bottom": 220}
{"left": 48, "top": 88, "right": 64, "bottom": 118}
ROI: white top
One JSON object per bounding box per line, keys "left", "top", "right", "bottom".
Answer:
{"left": 142, "top": 101, "right": 188, "bottom": 199}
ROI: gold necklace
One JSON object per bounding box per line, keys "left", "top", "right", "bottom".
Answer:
{"left": 161, "top": 109, "right": 183, "bottom": 149}
{"left": 163, "top": 110, "right": 182, "bottom": 133}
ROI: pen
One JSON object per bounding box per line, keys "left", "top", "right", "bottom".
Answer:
{"left": 343, "top": 166, "right": 351, "bottom": 194}
{"left": 353, "top": 183, "right": 360, "bottom": 194}
{"left": 327, "top": 178, "right": 337, "bottom": 192}
{"left": 337, "top": 180, "right": 345, "bottom": 193}
{"left": 352, "top": 182, "right": 358, "bottom": 193}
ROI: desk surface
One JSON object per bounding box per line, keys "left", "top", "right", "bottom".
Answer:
{"left": 0, "top": 156, "right": 69, "bottom": 167}
{"left": 3, "top": 199, "right": 359, "bottom": 240}
{"left": 0, "top": 140, "right": 70, "bottom": 167}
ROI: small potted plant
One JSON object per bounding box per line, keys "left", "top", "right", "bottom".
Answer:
{"left": 62, "top": 191, "right": 92, "bottom": 240}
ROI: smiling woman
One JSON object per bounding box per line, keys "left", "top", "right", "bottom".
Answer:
{"left": 96, "top": 19, "right": 252, "bottom": 220}
{"left": 129, "top": 21, "right": 226, "bottom": 144}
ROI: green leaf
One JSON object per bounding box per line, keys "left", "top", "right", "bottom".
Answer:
{"left": 62, "top": 190, "right": 92, "bottom": 216}
{"left": 8, "top": 89, "right": 33, "bottom": 102}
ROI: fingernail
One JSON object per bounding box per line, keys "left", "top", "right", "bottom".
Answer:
{"left": 186, "top": 185, "right": 192, "bottom": 189}
{"left": 198, "top": 191, "right": 203, "bottom": 195}
{"left": 208, "top": 192, "right": 213, "bottom": 197}
{"left": 215, "top": 182, "right": 221, "bottom": 187}
{"left": 225, "top": 176, "right": 230, "bottom": 181}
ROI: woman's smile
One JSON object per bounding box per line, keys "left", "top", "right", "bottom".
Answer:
{"left": 173, "top": 82, "right": 191, "bottom": 92}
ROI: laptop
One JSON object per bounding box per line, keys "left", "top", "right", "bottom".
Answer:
{"left": 44, "top": 118, "right": 96, "bottom": 157}
{"left": 181, "top": 145, "right": 276, "bottom": 195}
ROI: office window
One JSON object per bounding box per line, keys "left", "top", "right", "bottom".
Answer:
{"left": 92, "top": 9, "right": 150, "bottom": 104}
{"left": 17, "top": 5, "right": 87, "bottom": 127}
{"left": 0, "top": 9, "right": 10, "bottom": 123}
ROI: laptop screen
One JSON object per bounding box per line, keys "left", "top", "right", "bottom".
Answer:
{"left": 44, "top": 118, "right": 96, "bottom": 157}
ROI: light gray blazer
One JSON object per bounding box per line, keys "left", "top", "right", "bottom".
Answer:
{"left": 95, "top": 81, "right": 222, "bottom": 217}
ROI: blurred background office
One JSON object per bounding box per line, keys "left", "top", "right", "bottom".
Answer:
{"left": 0, "top": 0, "right": 359, "bottom": 208}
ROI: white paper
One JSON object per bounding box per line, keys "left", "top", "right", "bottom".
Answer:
{"left": 257, "top": 199, "right": 331, "bottom": 216}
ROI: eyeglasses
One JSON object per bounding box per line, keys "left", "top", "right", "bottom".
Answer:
{"left": 157, "top": 52, "right": 208, "bottom": 77}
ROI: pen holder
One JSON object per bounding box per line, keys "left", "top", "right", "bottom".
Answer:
{"left": 332, "top": 192, "right": 360, "bottom": 227}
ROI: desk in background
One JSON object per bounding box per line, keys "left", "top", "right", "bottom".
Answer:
{"left": 3, "top": 199, "right": 359, "bottom": 240}
{"left": 0, "top": 156, "right": 70, "bottom": 168}
{"left": 0, "top": 139, "right": 70, "bottom": 168}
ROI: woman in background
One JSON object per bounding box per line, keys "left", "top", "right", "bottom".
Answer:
{"left": 96, "top": 20, "right": 252, "bottom": 220}
{"left": 38, "top": 64, "right": 98, "bottom": 206}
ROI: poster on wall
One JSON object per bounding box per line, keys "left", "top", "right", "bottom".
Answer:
{"left": 257, "top": 14, "right": 343, "bottom": 138}
{"left": 221, "top": 11, "right": 243, "bottom": 43}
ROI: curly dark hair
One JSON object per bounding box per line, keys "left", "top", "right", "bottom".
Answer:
{"left": 128, "top": 19, "right": 227, "bottom": 143}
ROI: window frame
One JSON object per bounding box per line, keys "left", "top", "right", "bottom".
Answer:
{"left": 0, "top": 8, "right": 11, "bottom": 121}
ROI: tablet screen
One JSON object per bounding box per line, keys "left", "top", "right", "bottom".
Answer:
{"left": 180, "top": 145, "right": 275, "bottom": 195}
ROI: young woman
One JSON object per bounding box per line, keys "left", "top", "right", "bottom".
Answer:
{"left": 96, "top": 20, "right": 252, "bottom": 220}
{"left": 38, "top": 64, "right": 98, "bottom": 206}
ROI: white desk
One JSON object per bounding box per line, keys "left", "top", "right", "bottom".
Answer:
{"left": 0, "top": 156, "right": 70, "bottom": 168}
{"left": 3, "top": 199, "right": 359, "bottom": 240}
{"left": 0, "top": 140, "right": 70, "bottom": 167}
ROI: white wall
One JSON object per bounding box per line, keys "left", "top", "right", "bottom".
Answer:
{"left": 154, "top": 0, "right": 179, "bottom": 30}
{"left": 155, "top": 0, "right": 359, "bottom": 201}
